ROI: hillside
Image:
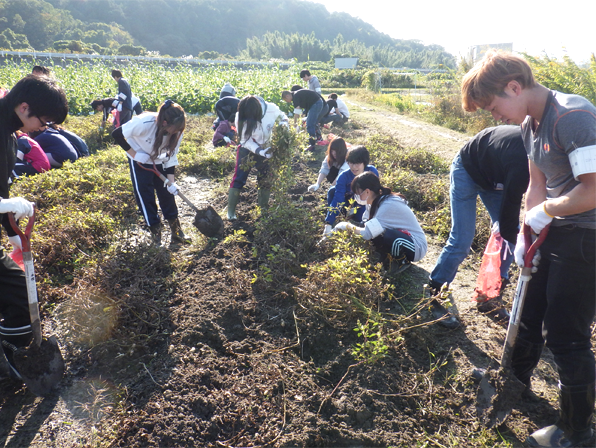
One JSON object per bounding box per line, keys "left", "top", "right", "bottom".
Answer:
{"left": 0, "top": 0, "right": 455, "bottom": 67}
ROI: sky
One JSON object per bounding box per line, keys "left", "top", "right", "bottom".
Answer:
{"left": 305, "top": 0, "right": 595, "bottom": 64}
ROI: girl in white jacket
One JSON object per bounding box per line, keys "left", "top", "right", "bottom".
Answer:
{"left": 112, "top": 100, "right": 187, "bottom": 245}
{"left": 226, "top": 96, "right": 288, "bottom": 220}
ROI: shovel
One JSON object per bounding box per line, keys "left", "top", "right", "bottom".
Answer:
{"left": 475, "top": 223, "right": 550, "bottom": 428}
{"left": 8, "top": 210, "right": 65, "bottom": 396}
{"left": 136, "top": 162, "right": 224, "bottom": 238}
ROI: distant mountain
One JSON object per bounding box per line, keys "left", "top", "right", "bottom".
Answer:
{"left": 0, "top": 0, "right": 455, "bottom": 67}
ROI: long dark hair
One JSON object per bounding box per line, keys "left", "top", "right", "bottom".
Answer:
{"left": 237, "top": 95, "right": 262, "bottom": 145}
{"left": 151, "top": 100, "right": 186, "bottom": 157}
{"left": 351, "top": 171, "right": 405, "bottom": 218}
{"left": 326, "top": 137, "right": 348, "bottom": 167}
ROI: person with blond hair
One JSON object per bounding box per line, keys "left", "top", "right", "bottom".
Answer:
{"left": 462, "top": 49, "right": 596, "bottom": 448}
{"left": 112, "top": 100, "right": 189, "bottom": 246}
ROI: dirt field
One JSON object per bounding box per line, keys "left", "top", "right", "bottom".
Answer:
{"left": 0, "top": 98, "right": 569, "bottom": 447}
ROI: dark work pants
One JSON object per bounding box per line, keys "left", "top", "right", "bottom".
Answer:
{"left": 119, "top": 108, "right": 133, "bottom": 126}
{"left": 0, "top": 250, "right": 30, "bottom": 329}
{"left": 372, "top": 228, "right": 416, "bottom": 262}
{"left": 229, "top": 146, "right": 271, "bottom": 190}
{"left": 129, "top": 159, "right": 179, "bottom": 227}
{"left": 516, "top": 225, "right": 596, "bottom": 386}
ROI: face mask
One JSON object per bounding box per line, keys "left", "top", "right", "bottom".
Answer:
{"left": 354, "top": 193, "right": 367, "bottom": 205}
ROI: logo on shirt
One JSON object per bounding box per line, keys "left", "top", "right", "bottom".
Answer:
{"left": 543, "top": 143, "right": 550, "bottom": 153}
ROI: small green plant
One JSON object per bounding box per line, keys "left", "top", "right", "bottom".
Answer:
{"left": 351, "top": 318, "right": 389, "bottom": 364}
{"left": 223, "top": 229, "right": 249, "bottom": 245}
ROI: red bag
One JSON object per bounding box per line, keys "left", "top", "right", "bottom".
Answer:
{"left": 473, "top": 232, "right": 503, "bottom": 302}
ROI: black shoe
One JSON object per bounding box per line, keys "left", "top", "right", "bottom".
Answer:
{"left": 430, "top": 299, "right": 460, "bottom": 329}
{"left": 477, "top": 298, "right": 510, "bottom": 324}
{"left": 526, "top": 423, "right": 594, "bottom": 447}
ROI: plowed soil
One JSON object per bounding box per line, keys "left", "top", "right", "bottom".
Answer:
{"left": 0, "top": 98, "right": 572, "bottom": 447}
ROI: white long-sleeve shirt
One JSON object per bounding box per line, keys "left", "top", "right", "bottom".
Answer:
{"left": 361, "top": 195, "right": 427, "bottom": 262}
{"left": 121, "top": 113, "right": 182, "bottom": 169}
{"left": 236, "top": 102, "right": 288, "bottom": 153}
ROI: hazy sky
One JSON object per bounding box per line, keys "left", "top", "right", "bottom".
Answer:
{"left": 305, "top": 0, "right": 595, "bottom": 64}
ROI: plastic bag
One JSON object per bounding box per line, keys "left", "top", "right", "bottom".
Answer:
{"left": 473, "top": 232, "right": 503, "bottom": 302}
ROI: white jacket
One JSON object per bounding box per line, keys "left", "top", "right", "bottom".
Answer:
{"left": 122, "top": 113, "right": 182, "bottom": 169}
{"left": 236, "top": 102, "right": 288, "bottom": 154}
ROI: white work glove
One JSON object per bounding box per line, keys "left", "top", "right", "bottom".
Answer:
{"left": 223, "top": 136, "right": 232, "bottom": 144}
{"left": 8, "top": 234, "right": 22, "bottom": 250}
{"left": 514, "top": 233, "right": 541, "bottom": 272}
{"left": 322, "top": 224, "right": 333, "bottom": 237}
{"left": 166, "top": 182, "right": 179, "bottom": 196}
{"left": 525, "top": 201, "right": 554, "bottom": 234}
{"left": 111, "top": 100, "right": 119, "bottom": 108}
{"left": 255, "top": 147, "right": 272, "bottom": 159}
{"left": 491, "top": 221, "right": 500, "bottom": 235}
{"left": 0, "top": 197, "right": 35, "bottom": 220}
{"left": 333, "top": 222, "right": 351, "bottom": 232}
{"left": 308, "top": 183, "right": 320, "bottom": 192}
{"left": 134, "top": 152, "right": 151, "bottom": 164}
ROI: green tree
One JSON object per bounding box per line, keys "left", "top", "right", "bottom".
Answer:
{"left": 0, "top": 28, "right": 30, "bottom": 50}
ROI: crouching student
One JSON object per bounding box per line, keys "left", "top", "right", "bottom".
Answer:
{"left": 13, "top": 132, "right": 51, "bottom": 178}
{"left": 112, "top": 100, "right": 189, "bottom": 246}
{"left": 31, "top": 126, "right": 78, "bottom": 168}
{"left": 323, "top": 145, "right": 378, "bottom": 237}
{"left": 308, "top": 137, "right": 349, "bottom": 193}
{"left": 331, "top": 171, "right": 427, "bottom": 270}
{"left": 226, "top": 95, "right": 288, "bottom": 220}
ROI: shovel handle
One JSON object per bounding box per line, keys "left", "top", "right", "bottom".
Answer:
{"left": 8, "top": 207, "right": 35, "bottom": 252}
{"left": 8, "top": 209, "right": 42, "bottom": 347}
{"left": 136, "top": 161, "right": 200, "bottom": 213}
{"left": 523, "top": 223, "right": 550, "bottom": 268}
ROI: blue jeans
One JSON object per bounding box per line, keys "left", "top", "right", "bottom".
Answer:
{"left": 305, "top": 100, "right": 328, "bottom": 139}
{"left": 229, "top": 146, "right": 271, "bottom": 190}
{"left": 319, "top": 113, "right": 342, "bottom": 126}
{"left": 430, "top": 153, "right": 514, "bottom": 286}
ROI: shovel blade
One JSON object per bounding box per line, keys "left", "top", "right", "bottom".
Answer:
{"left": 193, "top": 205, "right": 224, "bottom": 238}
{"left": 476, "top": 366, "right": 526, "bottom": 428}
{"left": 13, "top": 336, "right": 64, "bottom": 396}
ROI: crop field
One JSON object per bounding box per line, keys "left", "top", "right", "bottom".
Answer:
{"left": 0, "top": 59, "right": 300, "bottom": 115}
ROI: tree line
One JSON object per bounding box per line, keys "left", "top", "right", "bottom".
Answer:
{"left": 0, "top": 0, "right": 455, "bottom": 68}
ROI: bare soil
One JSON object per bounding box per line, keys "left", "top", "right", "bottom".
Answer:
{"left": 0, "top": 98, "right": 570, "bottom": 447}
